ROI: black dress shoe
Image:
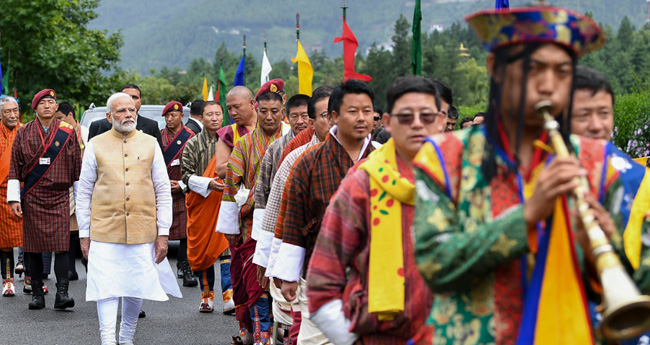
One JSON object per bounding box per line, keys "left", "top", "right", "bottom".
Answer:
{"left": 138, "top": 310, "right": 146, "bottom": 318}
{"left": 68, "top": 271, "right": 79, "bottom": 281}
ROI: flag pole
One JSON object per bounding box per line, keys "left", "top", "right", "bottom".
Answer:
{"left": 242, "top": 34, "right": 246, "bottom": 86}
{"left": 296, "top": 13, "right": 300, "bottom": 41}
{"left": 342, "top": 0, "right": 348, "bottom": 21}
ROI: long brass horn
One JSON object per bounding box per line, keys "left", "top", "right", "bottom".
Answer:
{"left": 535, "top": 100, "right": 650, "bottom": 341}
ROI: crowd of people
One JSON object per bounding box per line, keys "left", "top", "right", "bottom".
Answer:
{"left": 2, "top": 4, "right": 650, "bottom": 345}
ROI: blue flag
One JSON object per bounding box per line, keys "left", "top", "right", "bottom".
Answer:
{"left": 496, "top": 0, "right": 509, "bottom": 9}
{"left": 234, "top": 55, "right": 245, "bottom": 86}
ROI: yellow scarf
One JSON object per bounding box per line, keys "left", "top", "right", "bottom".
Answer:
{"left": 359, "top": 138, "right": 414, "bottom": 321}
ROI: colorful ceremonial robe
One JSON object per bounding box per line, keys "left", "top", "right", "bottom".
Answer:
{"left": 307, "top": 140, "right": 434, "bottom": 345}
{"left": 273, "top": 126, "right": 374, "bottom": 282}
{"left": 216, "top": 123, "right": 251, "bottom": 149}
{"left": 0, "top": 122, "right": 22, "bottom": 248}
{"left": 8, "top": 118, "right": 81, "bottom": 252}
{"left": 215, "top": 121, "right": 289, "bottom": 331}
{"left": 161, "top": 126, "right": 194, "bottom": 240}
{"left": 280, "top": 127, "right": 315, "bottom": 164}
{"left": 258, "top": 133, "right": 321, "bottom": 272}
{"left": 412, "top": 126, "right": 650, "bottom": 345}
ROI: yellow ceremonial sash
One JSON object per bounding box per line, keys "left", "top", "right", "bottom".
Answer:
{"left": 359, "top": 138, "right": 414, "bottom": 321}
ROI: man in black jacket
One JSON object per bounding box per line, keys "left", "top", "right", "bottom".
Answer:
{"left": 184, "top": 99, "right": 204, "bottom": 134}
{"left": 88, "top": 84, "right": 163, "bottom": 148}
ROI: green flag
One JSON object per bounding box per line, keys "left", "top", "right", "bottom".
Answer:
{"left": 2, "top": 63, "right": 9, "bottom": 95}
{"left": 411, "top": 0, "right": 422, "bottom": 75}
{"left": 217, "top": 65, "right": 231, "bottom": 126}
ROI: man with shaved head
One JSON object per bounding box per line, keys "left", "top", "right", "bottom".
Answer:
{"left": 216, "top": 86, "right": 258, "bottom": 179}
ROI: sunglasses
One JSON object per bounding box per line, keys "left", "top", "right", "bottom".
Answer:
{"left": 374, "top": 116, "right": 381, "bottom": 121}
{"left": 391, "top": 112, "right": 442, "bottom": 125}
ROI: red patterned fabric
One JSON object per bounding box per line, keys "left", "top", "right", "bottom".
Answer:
{"left": 162, "top": 126, "right": 194, "bottom": 240}
{"left": 279, "top": 127, "right": 314, "bottom": 166}
{"left": 9, "top": 118, "right": 81, "bottom": 252}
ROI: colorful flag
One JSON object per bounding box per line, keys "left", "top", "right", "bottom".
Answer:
{"left": 261, "top": 50, "right": 272, "bottom": 87}
{"left": 291, "top": 40, "right": 313, "bottom": 96}
{"left": 208, "top": 85, "right": 214, "bottom": 101}
{"left": 411, "top": 0, "right": 422, "bottom": 75}
{"left": 496, "top": 0, "right": 509, "bottom": 9}
{"left": 333, "top": 20, "right": 372, "bottom": 82}
{"left": 217, "top": 65, "right": 232, "bottom": 126}
{"left": 202, "top": 77, "right": 209, "bottom": 101}
{"left": 234, "top": 55, "right": 245, "bottom": 86}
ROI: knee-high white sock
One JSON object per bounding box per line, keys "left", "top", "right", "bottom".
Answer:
{"left": 97, "top": 297, "right": 119, "bottom": 345}
{"left": 118, "top": 297, "right": 143, "bottom": 344}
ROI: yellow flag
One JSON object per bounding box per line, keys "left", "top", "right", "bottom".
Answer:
{"left": 202, "top": 78, "right": 209, "bottom": 101}
{"left": 291, "top": 40, "right": 313, "bottom": 96}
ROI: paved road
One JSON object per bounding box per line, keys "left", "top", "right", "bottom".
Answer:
{"left": 0, "top": 243, "right": 239, "bottom": 345}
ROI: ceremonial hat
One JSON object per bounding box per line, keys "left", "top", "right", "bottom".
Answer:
{"left": 31, "top": 89, "right": 56, "bottom": 110}
{"left": 465, "top": 6, "right": 605, "bottom": 58}
{"left": 162, "top": 101, "right": 183, "bottom": 115}
{"left": 256, "top": 79, "right": 284, "bottom": 101}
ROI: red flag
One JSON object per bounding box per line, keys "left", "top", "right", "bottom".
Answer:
{"left": 333, "top": 20, "right": 372, "bottom": 82}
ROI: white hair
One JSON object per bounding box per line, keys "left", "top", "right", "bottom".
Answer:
{"left": 0, "top": 96, "right": 18, "bottom": 112}
{"left": 106, "top": 92, "right": 133, "bottom": 113}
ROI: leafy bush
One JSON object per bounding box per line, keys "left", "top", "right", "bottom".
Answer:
{"left": 612, "top": 89, "right": 650, "bottom": 157}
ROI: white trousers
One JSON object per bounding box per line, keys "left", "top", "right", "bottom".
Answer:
{"left": 97, "top": 297, "right": 143, "bottom": 345}
{"left": 297, "top": 278, "right": 331, "bottom": 345}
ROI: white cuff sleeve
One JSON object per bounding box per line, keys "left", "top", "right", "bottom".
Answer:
{"left": 265, "top": 237, "right": 283, "bottom": 277}
{"left": 251, "top": 209, "right": 265, "bottom": 241}
{"left": 271, "top": 242, "right": 305, "bottom": 282}
{"left": 79, "top": 229, "right": 90, "bottom": 238}
{"left": 7, "top": 179, "right": 20, "bottom": 203}
{"left": 252, "top": 230, "right": 274, "bottom": 268}
{"left": 234, "top": 187, "right": 250, "bottom": 207}
{"left": 188, "top": 175, "right": 212, "bottom": 198}
{"left": 158, "top": 227, "right": 170, "bottom": 236}
{"left": 178, "top": 179, "right": 187, "bottom": 192}
{"left": 215, "top": 201, "right": 240, "bottom": 234}
{"left": 310, "top": 299, "right": 359, "bottom": 345}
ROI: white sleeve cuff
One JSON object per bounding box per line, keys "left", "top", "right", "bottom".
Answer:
{"left": 252, "top": 230, "right": 274, "bottom": 268}
{"left": 234, "top": 187, "right": 250, "bottom": 207}
{"left": 251, "top": 209, "right": 265, "bottom": 241}
{"left": 265, "top": 237, "right": 283, "bottom": 277}
{"left": 178, "top": 179, "right": 187, "bottom": 192}
{"left": 79, "top": 230, "right": 90, "bottom": 238}
{"left": 215, "top": 201, "right": 240, "bottom": 234}
{"left": 271, "top": 242, "right": 305, "bottom": 282}
{"left": 158, "top": 227, "right": 170, "bottom": 236}
{"left": 188, "top": 175, "right": 212, "bottom": 198}
{"left": 7, "top": 179, "right": 20, "bottom": 203}
{"left": 310, "top": 299, "right": 359, "bottom": 345}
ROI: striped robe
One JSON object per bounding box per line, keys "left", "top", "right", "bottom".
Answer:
{"left": 161, "top": 126, "right": 194, "bottom": 240}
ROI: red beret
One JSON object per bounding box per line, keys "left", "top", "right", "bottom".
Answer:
{"left": 162, "top": 101, "right": 183, "bottom": 115}
{"left": 256, "top": 79, "right": 284, "bottom": 101}
{"left": 31, "top": 89, "right": 56, "bottom": 110}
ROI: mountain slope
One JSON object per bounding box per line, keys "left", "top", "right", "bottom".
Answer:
{"left": 89, "top": 0, "right": 648, "bottom": 73}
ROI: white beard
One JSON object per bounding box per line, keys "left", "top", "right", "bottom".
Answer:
{"left": 112, "top": 115, "right": 137, "bottom": 133}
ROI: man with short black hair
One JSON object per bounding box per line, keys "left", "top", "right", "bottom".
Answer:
{"left": 308, "top": 75, "right": 443, "bottom": 344}
{"left": 273, "top": 79, "right": 375, "bottom": 344}
{"left": 88, "top": 84, "right": 163, "bottom": 149}
{"left": 186, "top": 99, "right": 204, "bottom": 134}
{"left": 571, "top": 65, "right": 614, "bottom": 141}
{"left": 445, "top": 105, "right": 459, "bottom": 132}
{"left": 217, "top": 86, "right": 291, "bottom": 344}
{"left": 460, "top": 116, "right": 474, "bottom": 129}
{"left": 473, "top": 112, "right": 485, "bottom": 125}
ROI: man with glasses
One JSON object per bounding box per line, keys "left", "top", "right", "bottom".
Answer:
{"left": 8, "top": 89, "right": 82, "bottom": 310}
{"left": 306, "top": 75, "right": 443, "bottom": 344}
{"left": 77, "top": 92, "right": 180, "bottom": 345}
{"left": 0, "top": 96, "right": 22, "bottom": 297}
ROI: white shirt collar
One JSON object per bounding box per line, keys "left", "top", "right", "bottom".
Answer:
{"left": 329, "top": 125, "right": 372, "bottom": 161}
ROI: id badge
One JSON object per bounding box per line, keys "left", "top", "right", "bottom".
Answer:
{"left": 39, "top": 157, "right": 51, "bottom": 165}
{"left": 171, "top": 159, "right": 180, "bottom": 167}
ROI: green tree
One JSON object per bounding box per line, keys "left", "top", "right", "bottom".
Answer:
{"left": 0, "top": 0, "right": 123, "bottom": 108}
{"left": 392, "top": 15, "right": 411, "bottom": 77}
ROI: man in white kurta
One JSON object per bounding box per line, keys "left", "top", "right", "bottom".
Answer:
{"left": 76, "top": 92, "right": 181, "bottom": 345}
